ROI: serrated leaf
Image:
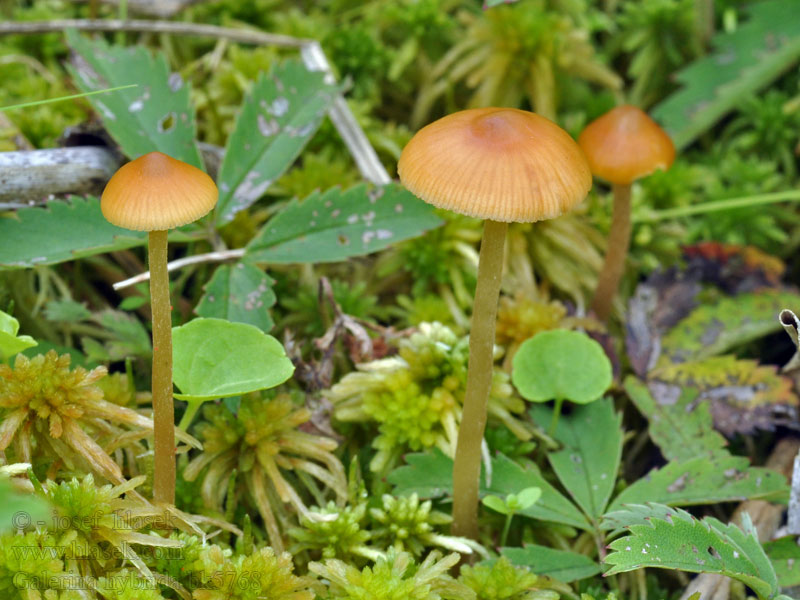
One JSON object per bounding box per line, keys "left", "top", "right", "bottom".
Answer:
{"left": 531, "top": 399, "right": 621, "bottom": 520}
{"left": 245, "top": 183, "right": 443, "bottom": 264}
{"left": 604, "top": 504, "right": 780, "bottom": 600}
{"left": 0, "top": 310, "right": 36, "bottom": 360}
{"left": 66, "top": 30, "right": 202, "bottom": 166}
{"left": 608, "top": 454, "right": 789, "bottom": 512}
{"left": 649, "top": 356, "right": 799, "bottom": 436}
{"left": 0, "top": 197, "right": 145, "bottom": 270}
{"left": 215, "top": 60, "right": 339, "bottom": 224}
{"left": 172, "top": 318, "right": 294, "bottom": 401}
{"left": 500, "top": 545, "right": 601, "bottom": 582}
{"left": 45, "top": 300, "right": 92, "bottom": 324}
{"left": 763, "top": 536, "right": 800, "bottom": 587}
{"left": 195, "top": 262, "right": 276, "bottom": 332}
{"left": 92, "top": 309, "right": 152, "bottom": 361}
{"left": 659, "top": 290, "right": 800, "bottom": 365}
{"left": 387, "top": 450, "right": 591, "bottom": 530}
{"left": 512, "top": 330, "right": 612, "bottom": 404}
{"left": 652, "top": 0, "right": 800, "bottom": 149}
{"left": 624, "top": 376, "right": 729, "bottom": 462}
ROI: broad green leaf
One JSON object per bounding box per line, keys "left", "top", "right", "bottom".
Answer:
{"left": 172, "top": 318, "right": 294, "bottom": 401}
{"left": 83, "top": 310, "right": 151, "bottom": 363}
{"left": 605, "top": 505, "right": 780, "bottom": 600}
{"left": 624, "top": 376, "right": 728, "bottom": 462}
{"left": 65, "top": 30, "right": 202, "bottom": 166}
{"left": 215, "top": 60, "right": 339, "bottom": 224}
{"left": 45, "top": 300, "right": 92, "bottom": 324}
{"left": 245, "top": 183, "right": 443, "bottom": 264}
{"left": 511, "top": 330, "right": 611, "bottom": 404}
{"left": 387, "top": 450, "right": 591, "bottom": 530}
{"left": 500, "top": 545, "right": 601, "bottom": 582}
{"left": 0, "top": 197, "right": 145, "bottom": 270}
{"left": 652, "top": 0, "right": 800, "bottom": 150}
{"left": 532, "top": 399, "right": 621, "bottom": 520}
{"left": 763, "top": 537, "right": 800, "bottom": 587}
{"left": 481, "top": 495, "right": 511, "bottom": 515}
{"left": 195, "top": 262, "right": 276, "bottom": 332}
{"left": 0, "top": 478, "right": 49, "bottom": 533}
{"left": 658, "top": 290, "right": 800, "bottom": 365}
{"left": 608, "top": 454, "right": 788, "bottom": 512}
{"left": 0, "top": 311, "right": 36, "bottom": 360}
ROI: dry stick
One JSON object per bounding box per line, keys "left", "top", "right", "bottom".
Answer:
{"left": 591, "top": 183, "right": 632, "bottom": 321}
{"left": 452, "top": 220, "right": 507, "bottom": 540}
{"left": 0, "top": 19, "right": 390, "bottom": 187}
{"left": 679, "top": 437, "right": 800, "bottom": 600}
{"left": 148, "top": 230, "right": 175, "bottom": 505}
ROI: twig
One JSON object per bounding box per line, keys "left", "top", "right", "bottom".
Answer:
{"left": 0, "top": 19, "right": 391, "bottom": 186}
{"left": 112, "top": 248, "right": 244, "bottom": 290}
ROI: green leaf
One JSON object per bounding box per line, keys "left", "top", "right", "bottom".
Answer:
{"left": 45, "top": 300, "right": 92, "bottom": 324}
{"left": 608, "top": 454, "right": 789, "bottom": 512}
{"left": 511, "top": 330, "right": 612, "bottom": 404}
{"left": 500, "top": 545, "right": 601, "bottom": 583}
{"left": 387, "top": 450, "right": 591, "bottom": 531}
{"left": 763, "top": 536, "right": 800, "bottom": 587}
{"left": 93, "top": 310, "right": 152, "bottom": 362}
{"left": 172, "top": 318, "right": 294, "bottom": 401}
{"left": 245, "top": 183, "right": 443, "bottom": 264}
{"left": 533, "top": 399, "right": 622, "bottom": 520}
{"left": 0, "top": 197, "right": 145, "bottom": 270}
{"left": 658, "top": 290, "right": 800, "bottom": 365}
{"left": 652, "top": 0, "right": 800, "bottom": 150}
{"left": 624, "top": 376, "right": 728, "bottom": 462}
{"left": 0, "top": 311, "right": 36, "bottom": 360}
{"left": 514, "top": 487, "right": 542, "bottom": 511}
{"left": 65, "top": 30, "right": 202, "bottom": 166}
{"left": 195, "top": 262, "right": 276, "bottom": 332}
{"left": 0, "top": 478, "right": 49, "bottom": 534}
{"left": 215, "top": 60, "right": 339, "bottom": 224}
{"left": 604, "top": 505, "right": 780, "bottom": 600}
{"left": 481, "top": 495, "right": 511, "bottom": 515}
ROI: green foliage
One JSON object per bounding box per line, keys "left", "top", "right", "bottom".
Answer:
{"left": 195, "top": 261, "right": 277, "bottom": 332}
{"left": 512, "top": 331, "right": 612, "bottom": 404}
{"left": 245, "top": 183, "right": 443, "bottom": 264}
{"left": 482, "top": 487, "right": 541, "bottom": 517}
{"left": 66, "top": 30, "right": 203, "bottom": 167}
{"left": 289, "top": 501, "right": 377, "bottom": 562}
{"left": 171, "top": 318, "right": 294, "bottom": 401}
{"left": 652, "top": 0, "right": 800, "bottom": 149}
{"left": 499, "top": 546, "right": 602, "bottom": 583}
{"left": 763, "top": 536, "right": 800, "bottom": 587}
{"left": 215, "top": 60, "right": 340, "bottom": 224}
{"left": 0, "top": 197, "right": 145, "bottom": 270}
{"left": 458, "top": 557, "right": 550, "bottom": 600}
{"left": 604, "top": 505, "right": 786, "bottom": 600}
{"left": 0, "top": 476, "right": 49, "bottom": 534}
{"left": 0, "top": 310, "right": 36, "bottom": 360}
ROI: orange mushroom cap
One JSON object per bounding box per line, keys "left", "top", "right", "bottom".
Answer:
{"left": 101, "top": 151, "right": 218, "bottom": 231}
{"left": 398, "top": 107, "right": 592, "bottom": 223}
{"left": 578, "top": 105, "right": 675, "bottom": 186}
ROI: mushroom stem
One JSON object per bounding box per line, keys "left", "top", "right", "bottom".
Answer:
{"left": 452, "top": 219, "right": 507, "bottom": 540}
{"left": 590, "top": 183, "right": 632, "bottom": 321}
{"left": 149, "top": 229, "right": 176, "bottom": 505}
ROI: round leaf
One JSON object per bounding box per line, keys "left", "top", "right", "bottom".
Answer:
{"left": 481, "top": 494, "right": 511, "bottom": 515}
{"left": 172, "top": 318, "right": 294, "bottom": 401}
{"left": 514, "top": 486, "right": 542, "bottom": 511}
{"left": 0, "top": 310, "right": 37, "bottom": 361}
{"left": 511, "top": 330, "right": 611, "bottom": 404}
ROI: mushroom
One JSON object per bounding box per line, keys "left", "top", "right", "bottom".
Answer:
{"left": 398, "top": 107, "right": 591, "bottom": 539}
{"left": 578, "top": 105, "right": 675, "bottom": 321}
{"left": 101, "top": 151, "right": 218, "bottom": 505}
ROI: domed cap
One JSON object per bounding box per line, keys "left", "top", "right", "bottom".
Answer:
{"left": 578, "top": 105, "right": 675, "bottom": 186}
{"left": 101, "top": 152, "right": 218, "bottom": 231}
{"left": 397, "top": 108, "right": 592, "bottom": 223}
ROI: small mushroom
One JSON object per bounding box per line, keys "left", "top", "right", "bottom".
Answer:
{"left": 101, "top": 151, "right": 218, "bottom": 505}
{"left": 398, "top": 107, "right": 591, "bottom": 539}
{"left": 579, "top": 105, "right": 675, "bottom": 321}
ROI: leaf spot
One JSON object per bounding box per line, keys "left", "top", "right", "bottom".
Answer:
{"left": 257, "top": 115, "right": 280, "bottom": 137}
{"left": 158, "top": 112, "right": 176, "bottom": 132}
{"left": 168, "top": 73, "right": 184, "bottom": 92}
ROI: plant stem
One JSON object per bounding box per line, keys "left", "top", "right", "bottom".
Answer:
{"left": 500, "top": 513, "right": 513, "bottom": 547}
{"left": 149, "top": 229, "right": 175, "bottom": 505}
{"left": 591, "top": 183, "right": 632, "bottom": 321}
{"left": 452, "top": 219, "right": 507, "bottom": 540}
{"left": 178, "top": 400, "right": 202, "bottom": 432}
{"left": 548, "top": 397, "right": 564, "bottom": 437}
{"left": 635, "top": 190, "right": 800, "bottom": 222}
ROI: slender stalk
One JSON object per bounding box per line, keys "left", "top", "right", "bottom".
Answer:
{"left": 500, "top": 513, "right": 513, "bottom": 547}
{"left": 548, "top": 397, "right": 564, "bottom": 438}
{"left": 591, "top": 183, "right": 632, "bottom": 321}
{"left": 149, "top": 230, "right": 175, "bottom": 505}
{"left": 635, "top": 190, "right": 800, "bottom": 222}
{"left": 451, "top": 219, "right": 508, "bottom": 540}
{"left": 178, "top": 400, "right": 202, "bottom": 432}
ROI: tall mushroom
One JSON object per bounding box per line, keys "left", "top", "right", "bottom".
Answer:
{"left": 398, "top": 107, "right": 591, "bottom": 539}
{"left": 101, "top": 151, "right": 218, "bottom": 505}
{"left": 579, "top": 105, "right": 675, "bottom": 321}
